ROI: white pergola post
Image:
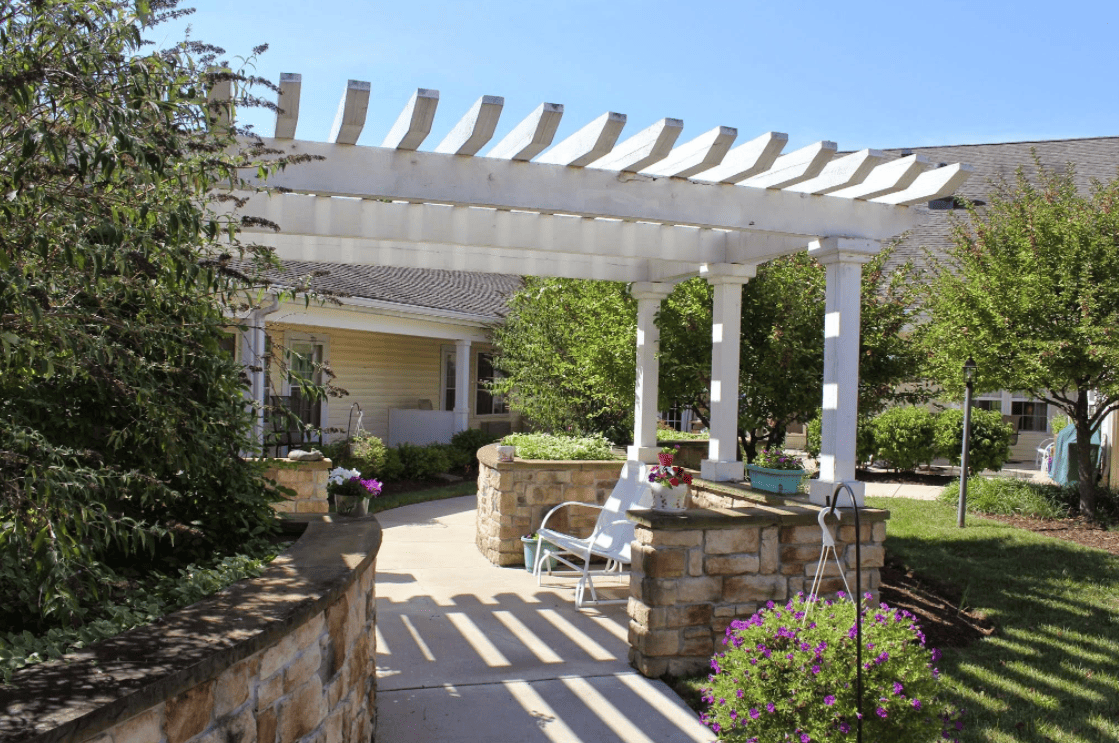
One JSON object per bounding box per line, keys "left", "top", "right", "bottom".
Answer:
{"left": 701, "top": 264, "right": 756, "bottom": 481}
{"left": 628, "top": 282, "right": 674, "bottom": 464}
{"left": 808, "top": 238, "right": 880, "bottom": 507}
{"left": 454, "top": 339, "right": 472, "bottom": 433}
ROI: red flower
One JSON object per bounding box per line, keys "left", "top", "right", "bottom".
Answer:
{"left": 669, "top": 477, "right": 680, "bottom": 487}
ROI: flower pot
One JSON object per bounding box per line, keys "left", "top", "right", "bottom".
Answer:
{"left": 497, "top": 445, "right": 516, "bottom": 463}
{"left": 522, "top": 536, "right": 557, "bottom": 572}
{"left": 746, "top": 464, "right": 806, "bottom": 494}
{"left": 650, "top": 482, "right": 688, "bottom": 512}
{"left": 334, "top": 493, "right": 369, "bottom": 516}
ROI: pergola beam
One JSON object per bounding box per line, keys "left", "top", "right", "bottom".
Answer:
{"left": 434, "top": 95, "right": 505, "bottom": 156}
{"left": 245, "top": 138, "right": 921, "bottom": 239}
{"left": 641, "top": 126, "right": 738, "bottom": 179}
{"left": 274, "top": 73, "right": 301, "bottom": 139}
{"left": 487, "top": 103, "right": 564, "bottom": 161}
{"left": 536, "top": 112, "right": 627, "bottom": 167}
{"left": 382, "top": 88, "right": 440, "bottom": 151}
{"left": 328, "top": 80, "right": 371, "bottom": 145}
{"left": 588, "top": 118, "right": 684, "bottom": 173}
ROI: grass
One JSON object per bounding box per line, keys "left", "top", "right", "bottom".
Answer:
{"left": 873, "top": 496, "right": 1119, "bottom": 742}
{"left": 367, "top": 480, "right": 476, "bottom": 514}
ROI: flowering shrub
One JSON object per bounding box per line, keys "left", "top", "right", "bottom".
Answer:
{"left": 753, "top": 447, "right": 805, "bottom": 471}
{"left": 701, "top": 593, "right": 963, "bottom": 742}
{"left": 648, "top": 465, "right": 692, "bottom": 488}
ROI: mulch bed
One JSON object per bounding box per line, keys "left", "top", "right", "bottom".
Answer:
{"left": 977, "top": 513, "right": 1119, "bottom": 556}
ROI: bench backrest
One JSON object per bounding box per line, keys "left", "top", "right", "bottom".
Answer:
{"left": 588, "top": 460, "right": 651, "bottom": 561}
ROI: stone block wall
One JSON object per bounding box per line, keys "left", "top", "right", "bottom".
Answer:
{"left": 261, "top": 458, "right": 332, "bottom": 515}
{"left": 475, "top": 444, "right": 626, "bottom": 566}
{"left": 626, "top": 502, "right": 888, "bottom": 678}
{"left": 0, "top": 518, "right": 382, "bottom": 743}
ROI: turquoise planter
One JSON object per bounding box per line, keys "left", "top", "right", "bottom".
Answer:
{"left": 522, "top": 536, "right": 559, "bottom": 572}
{"left": 746, "top": 464, "right": 806, "bottom": 494}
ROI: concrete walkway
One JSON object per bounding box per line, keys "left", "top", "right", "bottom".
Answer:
{"left": 374, "top": 496, "right": 714, "bottom": 743}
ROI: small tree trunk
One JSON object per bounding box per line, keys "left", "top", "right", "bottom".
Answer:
{"left": 1073, "top": 392, "right": 1098, "bottom": 519}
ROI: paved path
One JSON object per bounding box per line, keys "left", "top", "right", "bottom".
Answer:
{"left": 374, "top": 496, "right": 714, "bottom": 743}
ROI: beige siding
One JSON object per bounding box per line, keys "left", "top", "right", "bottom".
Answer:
{"left": 270, "top": 323, "right": 443, "bottom": 442}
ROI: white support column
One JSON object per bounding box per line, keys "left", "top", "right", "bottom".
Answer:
{"left": 454, "top": 339, "right": 472, "bottom": 434}
{"left": 701, "top": 264, "right": 756, "bottom": 481}
{"left": 808, "top": 238, "right": 881, "bottom": 507}
{"left": 627, "top": 282, "right": 674, "bottom": 464}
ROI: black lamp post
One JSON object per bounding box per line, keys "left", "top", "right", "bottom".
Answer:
{"left": 957, "top": 357, "right": 977, "bottom": 528}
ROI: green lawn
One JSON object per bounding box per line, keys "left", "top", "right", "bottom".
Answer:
{"left": 367, "top": 480, "right": 476, "bottom": 514}
{"left": 874, "top": 497, "right": 1119, "bottom": 742}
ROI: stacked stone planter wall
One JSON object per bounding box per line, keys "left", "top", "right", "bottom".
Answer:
{"left": 260, "top": 458, "right": 332, "bottom": 515}
{"left": 627, "top": 499, "right": 888, "bottom": 678}
{"left": 0, "top": 517, "right": 382, "bottom": 743}
{"left": 475, "top": 444, "right": 625, "bottom": 566}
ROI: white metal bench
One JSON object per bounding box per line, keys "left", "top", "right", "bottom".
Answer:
{"left": 533, "top": 460, "right": 651, "bottom": 608}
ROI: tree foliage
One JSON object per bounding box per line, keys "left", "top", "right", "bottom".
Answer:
{"left": 918, "top": 159, "right": 1119, "bottom": 516}
{"left": 491, "top": 278, "right": 637, "bottom": 441}
{"left": 0, "top": 0, "right": 299, "bottom": 632}
{"left": 492, "top": 246, "right": 921, "bottom": 460}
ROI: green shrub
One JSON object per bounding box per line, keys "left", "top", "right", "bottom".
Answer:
{"left": 937, "top": 476, "right": 1071, "bottom": 519}
{"left": 702, "top": 593, "right": 962, "bottom": 741}
{"left": 501, "top": 433, "right": 617, "bottom": 460}
{"left": 392, "top": 442, "right": 452, "bottom": 480}
{"left": 871, "top": 406, "right": 937, "bottom": 472}
{"left": 805, "top": 414, "right": 876, "bottom": 465}
{"left": 350, "top": 431, "right": 389, "bottom": 477}
{"left": 1050, "top": 413, "right": 1071, "bottom": 436}
{"left": 932, "top": 408, "right": 1013, "bottom": 475}
{"left": 656, "top": 428, "right": 709, "bottom": 441}
{"left": 379, "top": 448, "right": 405, "bottom": 482}
{"left": 450, "top": 428, "right": 501, "bottom": 470}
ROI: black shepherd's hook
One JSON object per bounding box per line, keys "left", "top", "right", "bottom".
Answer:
{"left": 828, "top": 482, "right": 864, "bottom": 743}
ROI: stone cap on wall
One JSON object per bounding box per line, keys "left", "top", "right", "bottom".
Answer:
{"left": 0, "top": 515, "right": 382, "bottom": 743}
{"left": 628, "top": 502, "right": 890, "bottom": 531}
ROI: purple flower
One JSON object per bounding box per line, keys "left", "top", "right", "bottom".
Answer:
{"left": 912, "top": 699, "right": 922, "bottom": 709}
{"left": 876, "top": 707, "right": 888, "bottom": 718}
{"left": 894, "top": 681, "right": 904, "bottom": 695}
{"left": 766, "top": 702, "right": 775, "bottom": 713}
{"left": 824, "top": 695, "right": 836, "bottom": 706}
{"left": 749, "top": 708, "right": 760, "bottom": 719}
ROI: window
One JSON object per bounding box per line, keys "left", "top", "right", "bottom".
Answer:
{"left": 974, "top": 398, "right": 1002, "bottom": 413}
{"left": 476, "top": 352, "right": 507, "bottom": 415}
{"left": 218, "top": 331, "right": 238, "bottom": 360}
{"left": 282, "top": 335, "right": 327, "bottom": 443}
{"left": 1011, "top": 399, "right": 1047, "bottom": 432}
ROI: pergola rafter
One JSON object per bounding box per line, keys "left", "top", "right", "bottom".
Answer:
{"left": 232, "top": 75, "right": 974, "bottom": 502}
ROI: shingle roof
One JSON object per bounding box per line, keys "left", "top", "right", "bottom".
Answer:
{"left": 880, "top": 137, "right": 1119, "bottom": 276}
{"left": 259, "top": 261, "right": 523, "bottom": 320}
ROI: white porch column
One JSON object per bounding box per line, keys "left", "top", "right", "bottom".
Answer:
{"left": 701, "top": 264, "right": 756, "bottom": 482}
{"left": 628, "top": 282, "right": 674, "bottom": 464}
{"left": 454, "top": 339, "right": 472, "bottom": 433}
{"left": 808, "top": 238, "right": 879, "bottom": 507}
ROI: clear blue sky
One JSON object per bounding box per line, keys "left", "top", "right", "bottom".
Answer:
{"left": 161, "top": 0, "right": 1116, "bottom": 153}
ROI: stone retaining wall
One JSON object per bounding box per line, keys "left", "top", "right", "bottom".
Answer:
{"left": 626, "top": 500, "right": 888, "bottom": 678}
{"left": 475, "top": 444, "right": 625, "bottom": 566}
{"left": 0, "top": 517, "right": 382, "bottom": 743}
{"left": 261, "top": 458, "right": 331, "bottom": 515}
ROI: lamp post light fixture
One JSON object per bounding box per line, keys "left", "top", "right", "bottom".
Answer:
{"left": 957, "top": 357, "right": 977, "bottom": 528}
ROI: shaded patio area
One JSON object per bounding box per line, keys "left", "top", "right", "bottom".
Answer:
{"left": 374, "top": 495, "right": 712, "bottom": 743}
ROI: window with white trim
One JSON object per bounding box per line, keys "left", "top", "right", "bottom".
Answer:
{"left": 476, "top": 352, "right": 507, "bottom": 415}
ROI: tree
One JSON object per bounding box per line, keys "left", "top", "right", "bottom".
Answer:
{"left": 918, "top": 159, "right": 1119, "bottom": 518}
{"left": 0, "top": 0, "right": 300, "bottom": 631}
{"left": 491, "top": 278, "right": 636, "bottom": 442}
{"left": 492, "top": 246, "right": 921, "bottom": 460}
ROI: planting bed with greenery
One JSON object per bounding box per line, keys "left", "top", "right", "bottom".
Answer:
{"left": 499, "top": 432, "right": 619, "bottom": 460}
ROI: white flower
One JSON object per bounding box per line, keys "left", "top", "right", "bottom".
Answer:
{"left": 328, "top": 466, "right": 362, "bottom": 486}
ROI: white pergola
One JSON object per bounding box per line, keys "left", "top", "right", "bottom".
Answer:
{"left": 231, "top": 75, "right": 973, "bottom": 505}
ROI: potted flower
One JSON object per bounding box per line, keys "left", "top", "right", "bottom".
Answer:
{"left": 658, "top": 444, "right": 680, "bottom": 467}
{"left": 327, "top": 466, "right": 382, "bottom": 515}
{"left": 647, "top": 463, "right": 692, "bottom": 512}
{"left": 746, "top": 447, "right": 806, "bottom": 494}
